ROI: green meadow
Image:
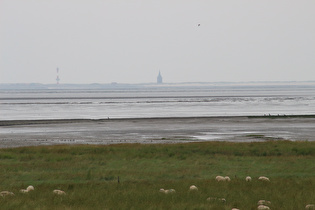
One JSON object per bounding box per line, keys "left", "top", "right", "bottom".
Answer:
{"left": 1, "top": 140, "right": 315, "bottom": 209}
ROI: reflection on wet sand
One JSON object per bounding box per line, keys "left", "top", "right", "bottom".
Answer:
{"left": 1, "top": 116, "right": 315, "bottom": 148}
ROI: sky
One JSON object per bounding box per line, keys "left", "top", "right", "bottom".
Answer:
{"left": 1, "top": 0, "right": 315, "bottom": 84}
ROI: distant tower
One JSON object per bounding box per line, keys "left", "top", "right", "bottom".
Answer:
{"left": 157, "top": 71, "right": 163, "bottom": 84}
{"left": 56, "top": 68, "right": 60, "bottom": 84}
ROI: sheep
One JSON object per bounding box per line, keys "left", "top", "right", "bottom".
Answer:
{"left": 20, "top": 185, "right": 35, "bottom": 193}
{"left": 26, "top": 185, "right": 34, "bottom": 191}
{"left": 161, "top": 189, "right": 175, "bottom": 194}
{"left": 159, "top": 188, "right": 165, "bottom": 193}
{"left": 164, "top": 189, "right": 175, "bottom": 194}
{"left": 225, "top": 176, "right": 231, "bottom": 182}
{"left": 169, "top": 189, "right": 176, "bottom": 193}
{"left": 20, "top": 189, "right": 29, "bottom": 193}
{"left": 189, "top": 185, "right": 198, "bottom": 191}
{"left": 216, "top": 175, "right": 231, "bottom": 182}
{"left": 257, "top": 205, "right": 270, "bottom": 210}
{"left": 0, "top": 191, "right": 14, "bottom": 197}
{"left": 258, "top": 176, "right": 270, "bottom": 182}
{"left": 218, "top": 198, "right": 226, "bottom": 203}
{"left": 53, "top": 189, "right": 66, "bottom": 195}
{"left": 246, "top": 176, "right": 252, "bottom": 182}
{"left": 306, "top": 204, "right": 315, "bottom": 209}
{"left": 216, "top": 176, "right": 226, "bottom": 181}
{"left": 232, "top": 208, "right": 240, "bottom": 210}
{"left": 257, "top": 200, "right": 271, "bottom": 206}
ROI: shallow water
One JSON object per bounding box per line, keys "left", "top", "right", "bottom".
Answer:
{"left": 1, "top": 84, "right": 315, "bottom": 120}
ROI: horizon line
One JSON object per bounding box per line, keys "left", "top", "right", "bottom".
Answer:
{"left": 1, "top": 80, "right": 315, "bottom": 85}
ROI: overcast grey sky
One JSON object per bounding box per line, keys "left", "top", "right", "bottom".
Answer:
{"left": 1, "top": 0, "right": 315, "bottom": 84}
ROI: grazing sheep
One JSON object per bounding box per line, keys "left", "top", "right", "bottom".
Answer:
{"left": 159, "top": 188, "right": 165, "bottom": 193}
{"left": 257, "top": 205, "right": 270, "bottom": 210}
{"left": 20, "top": 189, "right": 29, "bottom": 193}
{"left": 53, "top": 189, "right": 66, "bottom": 195}
{"left": 164, "top": 190, "right": 170, "bottom": 194}
{"left": 306, "top": 204, "right": 315, "bottom": 209}
{"left": 258, "top": 176, "right": 270, "bottom": 182}
{"left": 20, "top": 185, "right": 35, "bottom": 193}
{"left": 257, "top": 200, "right": 271, "bottom": 205}
{"left": 26, "top": 185, "right": 34, "bottom": 191}
{"left": 232, "top": 208, "right": 240, "bottom": 210}
{"left": 225, "top": 176, "right": 231, "bottom": 182}
{"left": 162, "top": 189, "right": 175, "bottom": 194}
{"left": 169, "top": 189, "right": 176, "bottom": 193}
{"left": 246, "top": 176, "right": 252, "bottom": 182}
{"left": 216, "top": 176, "right": 226, "bottom": 181}
{"left": 189, "top": 185, "right": 198, "bottom": 191}
{"left": 0, "top": 191, "right": 14, "bottom": 197}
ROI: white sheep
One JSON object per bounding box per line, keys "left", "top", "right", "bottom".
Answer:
{"left": 257, "top": 200, "right": 271, "bottom": 205}
{"left": 246, "top": 176, "right": 252, "bottom": 182}
{"left": 0, "top": 191, "right": 14, "bottom": 197}
{"left": 225, "top": 176, "right": 231, "bottom": 182}
{"left": 216, "top": 175, "right": 226, "bottom": 181}
{"left": 257, "top": 205, "right": 270, "bottom": 210}
{"left": 53, "top": 189, "right": 66, "bottom": 195}
{"left": 164, "top": 190, "right": 170, "bottom": 194}
{"left": 20, "top": 185, "right": 35, "bottom": 193}
{"left": 20, "top": 189, "right": 29, "bottom": 193}
{"left": 189, "top": 185, "right": 198, "bottom": 191}
{"left": 306, "top": 204, "right": 315, "bottom": 209}
{"left": 258, "top": 176, "right": 270, "bottom": 182}
{"left": 232, "top": 208, "right": 240, "bottom": 210}
{"left": 162, "top": 189, "right": 175, "bottom": 194}
{"left": 26, "top": 185, "right": 34, "bottom": 191}
{"left": 218, "top": 198, "right": 226, "bottom": 203}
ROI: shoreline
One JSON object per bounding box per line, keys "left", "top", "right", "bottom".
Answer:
{"left": 1, "top": 114, "right": 315, "bottom": 126}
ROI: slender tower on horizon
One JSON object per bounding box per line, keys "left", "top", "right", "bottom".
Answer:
{"left": 157, "top": 71, "right": 163, "bottom": 84}
{"left": 56, "top": 68, "right": 60, "bottom": 84}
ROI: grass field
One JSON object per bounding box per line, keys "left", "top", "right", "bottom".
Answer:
{"left": 1, "top": 140, "right": 315, "bottom": 209}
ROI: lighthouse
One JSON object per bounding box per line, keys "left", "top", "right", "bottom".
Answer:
{"left": 157, "top": 71, "right": 163, "bottom": 84}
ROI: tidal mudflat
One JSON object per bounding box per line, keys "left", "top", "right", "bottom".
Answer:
{"left": 1, "top": 116, "right": 315, "bottom": 148}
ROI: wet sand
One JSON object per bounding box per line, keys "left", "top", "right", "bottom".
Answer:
{"left": 1, "top": 116, "right": 315, "bottom": 148}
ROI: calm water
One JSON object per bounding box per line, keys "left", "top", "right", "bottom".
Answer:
{"left": 1, "top": 84, "right": 315, "bottom": 120}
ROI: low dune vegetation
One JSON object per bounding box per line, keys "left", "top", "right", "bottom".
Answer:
{"left": 0, "top": 140, "right": 315, "bottom": 209}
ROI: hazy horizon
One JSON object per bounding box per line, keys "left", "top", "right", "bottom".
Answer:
{"left": 1, "top": 80, "right": 315, "bottom": 86}
{"left": 1, "top": 1, "right": 315, "bottom": 84}
{"left": 2, "top": 79, "right": 315, "bottom": 85}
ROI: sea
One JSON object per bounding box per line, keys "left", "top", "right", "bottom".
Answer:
{"left": 1, "top": 82, "right": 315, "bottom": 121}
